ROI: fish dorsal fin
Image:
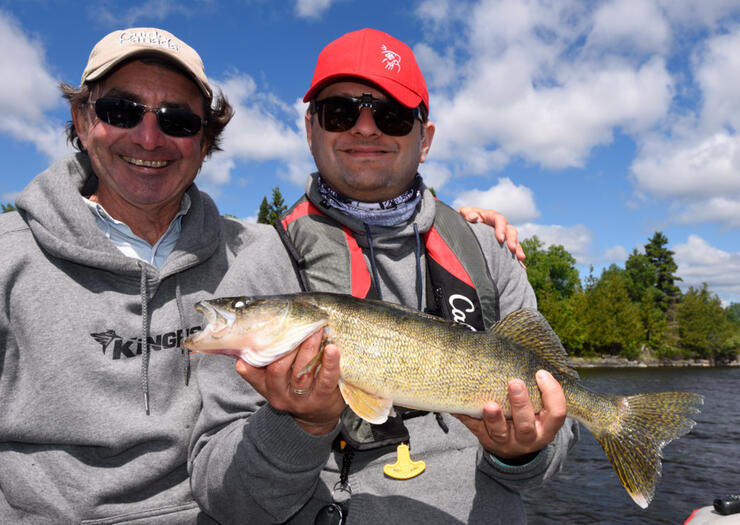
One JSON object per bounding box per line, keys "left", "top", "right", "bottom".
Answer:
{"left": 491, "top": 308, "right": 578, "bottom": 379}
{"left": 339, "top": 379, "right": 394, "bottom": 424}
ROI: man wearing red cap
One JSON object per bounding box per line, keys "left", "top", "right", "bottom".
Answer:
{"left": 189, "top": 28, "right": 576, "bottom": 524}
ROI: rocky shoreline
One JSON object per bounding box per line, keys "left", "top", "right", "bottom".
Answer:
{"left": 569, "top": 355, "right": 740, "bottom": 368}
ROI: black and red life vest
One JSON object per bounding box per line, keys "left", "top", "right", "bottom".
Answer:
{"left": 275, "top": 194, "right": 501, "bottom": 450}
{"left": 276, "top": 196, "right": 500, "bottom": 331}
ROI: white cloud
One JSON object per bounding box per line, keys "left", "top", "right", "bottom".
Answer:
{"left": 415, "top": 0, "right": 452, "bottom": 26}
{"left": 0, "top": 11, "right": 68, "bottom": 159}
{"left": 413, "top": 43, "right": 459, "bottom": 91}
{"left": 452, "top": 177, "right": 539, "bottom": 223}
{"left": 416, "top": 0, "right": 740, "bottom": 238}
{"left": 693, "top": 29, "right": 740, "bottom": 132}
{"left": 419, "top": 161, "right": 452, "bottom": 192}
{"left": 629, "top": 26, "right": 740, "bottom": 229}
{"left": 210, "top": 74, "right": 312, "bottom": 188}
{"left": 673, "top": 197, "right": 740, "bottom": 228}
{"left": 602, "top": 244, "right": 629, "bottom": 263}
{"left": 198, "top": 153, "right": 235, "bottom": 192}
{"left": 632, "top": 131, "right": 740, "bottom": 198}
{"left": 295, "top": 0, "right": 334, "bottom": 18}
{"left": 429, "top": 1, "right": 673, "bottom": 172}
{"left": 517, "top": 222, "right": 595, "bottom": 264}
{"left": 673, "top": 234, "right": 740, "bottom": 301}
{"left": 587, "top": 0, "right": 670, "bottom": 55}
{"left": 657, "top": 0, "right": 740, "bottom": 28}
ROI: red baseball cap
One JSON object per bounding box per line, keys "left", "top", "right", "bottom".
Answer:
{"left": 303, "top": 28, "right": 429, "bottom": 113}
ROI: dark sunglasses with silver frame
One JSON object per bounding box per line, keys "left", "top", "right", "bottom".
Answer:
{"left": 310, "top": 93, "right": 424, "bottom": 137}
{"left": 90, "top": 97, "right": 207, "bottom": 138}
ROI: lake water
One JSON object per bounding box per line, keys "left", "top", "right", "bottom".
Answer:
{"left": 521, "top": 367, "right": 740, "bottom": 524}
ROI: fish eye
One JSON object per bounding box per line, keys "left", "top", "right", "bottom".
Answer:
{"left": 232, "top": 299, "right": 246, "bottom": 309}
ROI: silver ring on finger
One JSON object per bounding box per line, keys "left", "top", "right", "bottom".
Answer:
{"left": 291, "top": 386, "right": 311, "bottom": 395}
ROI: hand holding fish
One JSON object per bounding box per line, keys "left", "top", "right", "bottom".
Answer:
{"left": 453, "top": 370, "right": 567, "bottom": 459}
{"left": 234, "top": 329, "right": 346, "bottom": 435}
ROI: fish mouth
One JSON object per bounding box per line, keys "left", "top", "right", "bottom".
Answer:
{"left": 185, "top": 300, "right": 236, "bottom": 347}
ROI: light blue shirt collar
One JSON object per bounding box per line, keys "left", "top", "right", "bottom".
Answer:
{"left": 83, "top": 194, "right": 191, "bottom": 269}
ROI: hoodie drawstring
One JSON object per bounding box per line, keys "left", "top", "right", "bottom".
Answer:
{"left": 137, "top": 265, "right": 190, "bottom": 415}
{"left": 175, "top": 272, "right": 190, "bottom": 386}
{"left": 138, "top": 262, "right": 151, "bottom": 415}
{"left": 413, "top": 223, "right": 422, "bottom": 312}
{"left": 363, "top": 223, "right": 383, "bottom": 301}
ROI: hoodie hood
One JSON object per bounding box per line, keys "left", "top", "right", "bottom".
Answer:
{"left": 15, "top": 153, "right": 223, "bottom": 281}
{"left": 14, "top": 153, "right": 225, "bottom": 414}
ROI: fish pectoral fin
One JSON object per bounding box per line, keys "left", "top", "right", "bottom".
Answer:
{"left": 297, "top": 329, "right": 334, "bottom": 378}
{"left": 297, "top": 347, "right": 323, "bottom": 378}
{"left": 339, "top": 380, "right": 393, "bottom": 425}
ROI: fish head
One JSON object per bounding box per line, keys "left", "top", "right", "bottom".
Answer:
{"left": 184, "top": 295, "right": 328, "bottom": 367}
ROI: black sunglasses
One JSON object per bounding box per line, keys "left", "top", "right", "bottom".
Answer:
{"left": 91, "top": 97, "right": 207, "bottom": 138}
{"left": 310, "top": 93, "right": 422, "bottom": 136}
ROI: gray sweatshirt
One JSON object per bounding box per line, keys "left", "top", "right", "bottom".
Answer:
{"left": 189, "top": 174, "right": 578, "bottom": 524}
{"left": 0, "top": 154, "right": 298, "bottom": 524}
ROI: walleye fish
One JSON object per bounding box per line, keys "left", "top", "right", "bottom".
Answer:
{"left": 184, "top": 292, "right": 703, "bottom": 509}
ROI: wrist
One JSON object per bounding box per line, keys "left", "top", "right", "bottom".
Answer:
{"left": 492, "top": 450, "right": 540, "bottom": 466}
{"left": 294, "top": 417, "right": 339, "bottom": 436}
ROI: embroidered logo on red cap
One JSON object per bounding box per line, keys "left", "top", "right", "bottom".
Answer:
{"left": 381, "top": 44, "right": 402, "bottom": 73}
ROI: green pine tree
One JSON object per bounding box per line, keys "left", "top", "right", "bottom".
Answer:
{"left": 727, "top": 302, "right": 740, "bottom": 322}
{"left": 256, "top": 187, "right": 289, "bottom": 226}
{"left": 1, "top": 203, "right": 16, "bottom": 213}
{"left": 267, "top": 187, "right": 287, "bottom": 226}
{"left": 678, "top": 283, "right": 735, "bottom": 363}
{"left": 583, "top": 265, "right": 643, "bottom": 359}
{"left": 644, "top": 232, "right": 682, "bottom": 304}
{"left": 521, "top": 236, "right": 580, "bottom": 301}
{"left": 624, "top": 249, "right": 658, "bottom": 302}
{"left": 256, "top": 197, "right": 271, "bottom": 224}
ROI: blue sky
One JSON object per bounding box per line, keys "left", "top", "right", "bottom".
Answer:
{"left": 1, "top": 0, "right": 739, "bottom": 305}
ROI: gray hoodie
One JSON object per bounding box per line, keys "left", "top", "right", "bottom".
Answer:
{"left": 0, "top": 154, "right": 298, "bottom": 524}
{"left": 189, "top": 173, "right": 579, "bottom": 524}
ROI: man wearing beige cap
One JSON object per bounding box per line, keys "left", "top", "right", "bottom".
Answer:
{"left": 189, "top": 28, "right": 577, "bottom": 524}
{"left": 0, "top": 27, "right": 303, "bottom": 523}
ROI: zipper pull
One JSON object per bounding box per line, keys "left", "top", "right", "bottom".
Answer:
{"left": 383, "top": 443, "right": 425, "bottom": 480}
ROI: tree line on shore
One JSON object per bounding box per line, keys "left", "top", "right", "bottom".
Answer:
{"left": 523, "top": 232, "right": 739, "bottom": 365}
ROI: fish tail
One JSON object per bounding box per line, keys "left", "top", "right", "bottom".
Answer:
{"left": 578, "top": 390, "right": 703, "bottom": 508}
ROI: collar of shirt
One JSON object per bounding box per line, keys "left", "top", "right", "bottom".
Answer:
{"left": 83, "top": 194, "right": 191, "bottom": 269}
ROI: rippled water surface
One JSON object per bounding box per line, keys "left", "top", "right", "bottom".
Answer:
{"left": 521, "top": 367, "right": 739, "bottom": 524}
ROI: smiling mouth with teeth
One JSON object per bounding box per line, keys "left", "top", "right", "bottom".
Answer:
{"left": 122, "top": 156, "right": 170, "bottom": 168}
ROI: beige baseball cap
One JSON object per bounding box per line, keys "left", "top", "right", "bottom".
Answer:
{"left": 81, "top": 27, "right": 212, "bottom": 99}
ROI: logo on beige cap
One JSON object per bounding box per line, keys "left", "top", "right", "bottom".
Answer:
{"left": 119, "top": 30, "right": 180, "bottom": 52}
{"left": 380, "top": 44, "right": 401, "bottom": 73}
